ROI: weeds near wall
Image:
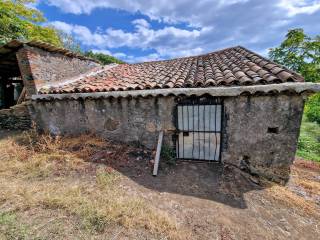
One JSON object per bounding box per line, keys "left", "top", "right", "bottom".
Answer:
{"left": 161, "top": 145, "right": 176, "bottom": 166}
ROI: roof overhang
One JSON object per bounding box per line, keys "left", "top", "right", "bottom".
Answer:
{"left": 0, "top": 40, "right": 100, "bottom": 64}
{"left": 32, "top": 82, "right": 320, "bottom": 101}
{"left": 0, "top": 40, "right": 21, "bottom": 77}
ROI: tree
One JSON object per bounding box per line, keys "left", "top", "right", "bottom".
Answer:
{"left": 269, "top": 29, "right": 320, "bottom": 83}
{"left": 0, "top": 1, "right": 124, "bottom": 64}
{"left": 269, "top": 28, "right": 320, "bottom": 124}
{"left": 0, "top": 0, "right": 62, "bottom": 46}
{"left": 85, "top": 51, "right": 125, "bottom": 65}
{"left": 57, "top": 30, "right": 82, "bottom": 53}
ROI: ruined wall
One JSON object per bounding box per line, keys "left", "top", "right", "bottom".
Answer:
{"left": 0, "top": 102, "right": 32, "bottom": 129}
{"left": 16, "top": 45, "right": 100, "bottom": 97}
{"left": 222, "top": 95, "right": 304, "bottom": 183}
{"left": 30, "top": 94, "right": 304, "bottom": 182}
{"left": 30, "top": 97, "right": 176, "bottom": 148}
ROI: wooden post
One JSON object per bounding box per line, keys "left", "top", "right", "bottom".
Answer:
{"left": 153, "top": 131, "right": 164, "bottom": 176}
{"left": 16, "top": 87, "right": 26, "bottom": 104}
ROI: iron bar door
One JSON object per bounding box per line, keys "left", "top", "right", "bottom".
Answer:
{"left": 176, "top": 97, "right": 222, "bottom": 161}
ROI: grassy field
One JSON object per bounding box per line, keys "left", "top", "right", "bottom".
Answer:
{"left": 0, "top": 130, "right": 184, "bottom": 240}
{"left": 297, "top": 116, "right": 320, "bottom": 162}
{"left": 0, "top": 129, "right": 319, "bottom": 239}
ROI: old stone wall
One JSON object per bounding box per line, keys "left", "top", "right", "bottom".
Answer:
{"left": 30, "top": 94, "right": 304, "bottom": 182}
{"left": 16, "top": 45, "right": 100, "bottom": 97}
{"left": 0, "top": 102, "right": 32, "bottom": 129}
{"left": 30, "top": 97, "right": 176, "bottom": 148}
{"left": 222, "top": 95, "right": 304, "bottom": 183}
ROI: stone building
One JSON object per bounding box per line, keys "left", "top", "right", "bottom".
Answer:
{"left": 0, "top": 40, "right": 319, "bottom": 182}
{"left": 0, "top": 40, "right": 99, "bottom": 129}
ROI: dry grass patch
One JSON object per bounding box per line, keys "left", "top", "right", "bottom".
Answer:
{"left": 262, "top": 170, "right": 320, "bottom": 217}
{"left": 265, "top": 181, "right": 320, "bottom": 217}
{"left": 260, "top": 161, "right": 320, "bottom": 217}
{"left": 0, "top": 130, "right": 89, "bottom": 180}
{"left": 0, "top": 130, "right": 189, "bottom": 240}
{"left": 290, "top": 165, "right": 320, "bottom": 201}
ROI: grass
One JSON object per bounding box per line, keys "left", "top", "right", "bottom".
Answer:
{"left": 1, "top": 126, "right": 319, "bottom": 239}
{"left": 0, "top": 211, "right": 30, "bottom": 240}
{"left": 0, "top": 129, "right": 189, "bottom": 240}
{"left": 266, "top": 183, "right": 320, "bottom": 216}
{"left": 297, "top": 116, "right": 320, "bottom": 162}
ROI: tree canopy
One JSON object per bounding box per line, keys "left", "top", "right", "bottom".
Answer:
{"left": 85, "top": 51, "right": 125, "bottom": 65}
{"left": 0, "top": 0, "right": 62, "bottom": 46}
{"left": 269, "top": 28, "right": 320, "bottom": 124}
{"left": 269, "top": 28, "right": 320, "bottom": 83}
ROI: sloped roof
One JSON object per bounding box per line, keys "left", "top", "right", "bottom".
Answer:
{"left": 0, "top": 40, "right": 99, "bottom": 63}
{"left": 39, "top": 46, "right": 304, "bottom": 94}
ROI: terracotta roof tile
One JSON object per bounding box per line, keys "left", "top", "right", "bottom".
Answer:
{"left": 39, "top": 46, "right": 304, "bottom": 94}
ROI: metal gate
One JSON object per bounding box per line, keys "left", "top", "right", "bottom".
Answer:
{"left": 176, "top": 97, "right": 222, "bottom": 161}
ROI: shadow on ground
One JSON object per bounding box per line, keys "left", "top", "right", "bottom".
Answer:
{"left": 91, "top": 148, "right": 264, "bottom": 209}
{"left": 7, "top": 130, "right": 265, "bottom": 209}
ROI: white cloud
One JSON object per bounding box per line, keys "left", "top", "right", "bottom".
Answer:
{"left": 132, "top": 18, "right": 150, "bottom": 28}
{"left": 92, "top": 49, "right": 112, "bottom": 55}
{"left": 113, "top": 52, "right": 127, "bottom": 58}
{"left": 49, "top": 21, "right": 74, "bottom": 34}
{"left": 46, "top": 0, "right": 320, "bottom": 62}
{"left": 125, "top": 53, "right": 163, "bottom": 63}
{"left": 44, "top": 0, "right": 255, "bottom": 26}
{"left": 50, "top": 19, "right": 209, "bottom": 61}
{"left": 278, "top": 0, "right": 320, "bottom": 16}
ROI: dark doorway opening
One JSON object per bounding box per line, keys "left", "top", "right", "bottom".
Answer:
{"left": 0, "top": 77, "right": 24, "bottom": 109}
{"left": 0, "top": 46, "right": 24, "bottom": 110}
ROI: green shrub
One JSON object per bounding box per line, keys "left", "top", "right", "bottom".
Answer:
{"left": 161, "top": 145, "right": 176, "bottom": 165}
{"left": 297, "top": 116, "right": 320, "bottom": 162}
{"left": 305, "top": 93, "right": 320, "bottom": 124}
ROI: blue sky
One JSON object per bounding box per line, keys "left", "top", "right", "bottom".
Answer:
{"left": 35, "top": 0, "right": 320, "bottom": 63}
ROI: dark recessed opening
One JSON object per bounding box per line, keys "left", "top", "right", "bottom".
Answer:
{"left": 240, "top": 155, "right": 250, "bottom": 171}
{"left": 0, "top": 52, "right": 24, "bottom": 110}
{"left": 183, "top": 131, "right": 189, "bottom": 136}
{"left": 243, "top": 155, "right": 250, "bottom": 163}
{"left": 268, "top": 127, "right": 279, "bottom": 134}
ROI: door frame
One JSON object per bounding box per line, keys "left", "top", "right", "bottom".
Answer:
{"left": 174, "top": 96, "right": 224, "bottom": 162}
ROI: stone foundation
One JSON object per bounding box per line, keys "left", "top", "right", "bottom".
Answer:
{"left": 0, "top": 102, "right": 32, "bottom": 129}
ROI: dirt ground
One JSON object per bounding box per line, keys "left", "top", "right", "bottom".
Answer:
{"left": 97, "top": 154, "right": 320, "bottom": 240}
{"left": 0, "top": 129, "right": 319, "bottom": 240}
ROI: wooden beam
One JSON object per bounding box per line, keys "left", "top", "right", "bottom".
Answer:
{"left": 17, "top": 87, "right": 26, "bottom": 104}
{"left": 153, "top": 131, "right": 164, "bottom": 176}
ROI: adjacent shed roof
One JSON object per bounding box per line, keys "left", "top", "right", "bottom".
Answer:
{"left": 0, "top": 40, "right": 98, "bottom": 75}
{"left": 39, "top": 46, "right": 304, "bottom": 94}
